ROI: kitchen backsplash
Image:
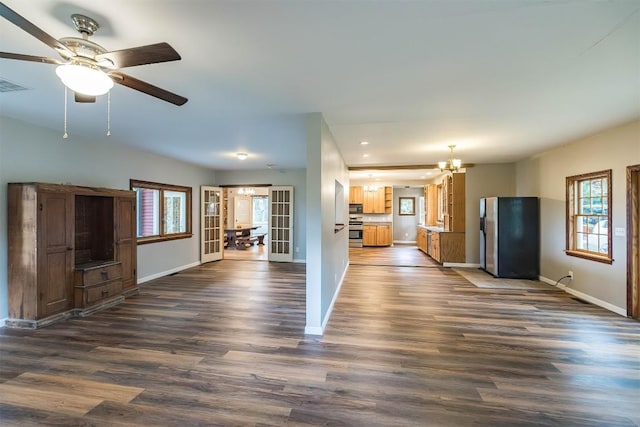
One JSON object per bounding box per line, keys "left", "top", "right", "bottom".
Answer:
{"left": 363, "top": 214, "right": 393, "bottom": 222}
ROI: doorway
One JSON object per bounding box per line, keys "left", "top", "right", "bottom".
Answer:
{"left": 627, "top": 164, "right": 640, "bottom": 319}
{"left": 225, "top": 187, "right": 269, "bottom": 261}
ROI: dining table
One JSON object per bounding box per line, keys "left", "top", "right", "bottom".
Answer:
{"left": 224, "top": 226, "right": 258, "bottom": 249}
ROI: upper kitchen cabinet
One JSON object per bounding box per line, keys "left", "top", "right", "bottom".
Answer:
{"left": 424, "top": 184, "right": 438, "bottom": 226}
{"left": 363, "top": 186, "right": 392, "bottom": 214}
{"left": 443, "top": 173, "right": 465, "bottom": 232}
{"left": 349, "top": 186, "right": 363, "bottom": 204}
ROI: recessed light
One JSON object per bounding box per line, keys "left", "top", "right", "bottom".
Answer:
{"left": 360, "top": 141, "right": 369, "bottom": 145}
{"left": 363, "top": 153, "right": 369, "bottom": 158}
{"left": 236, "top": 152, "right": 248, "bottom": 160}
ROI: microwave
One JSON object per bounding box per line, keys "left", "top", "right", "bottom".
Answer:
{"left": 349, "top": 204, "right": 363, "bottom": 214}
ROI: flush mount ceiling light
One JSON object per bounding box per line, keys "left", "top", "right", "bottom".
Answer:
{"left": 55, "top": 61, "right": 114, "bottom": 96}
{"left": 438, "top": 145, "right": 462, "bottom": 172}
{"left": 236, "top": 152, "right": 248, "bottom": 160}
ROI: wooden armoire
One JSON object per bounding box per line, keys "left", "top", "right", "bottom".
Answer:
{"left": 7, "top": 183, "right": 138, "bottom": 328}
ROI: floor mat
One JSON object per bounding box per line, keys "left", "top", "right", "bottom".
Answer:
{"left": 454, "top": 268, "right": 549, "bottom": 290}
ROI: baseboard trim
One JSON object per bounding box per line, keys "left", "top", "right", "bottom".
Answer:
{"left": 538, "top": 275, "right": 627, "bottom": 317}
{"left": 304, "top": 326, "right": 323, "bottom": 335}
{"left": 444, "top": 262, "right": 481, "bottom": 268}
{"left": 304, "top": 265, "right": 348, "bottom": 336}
{"left": 138, "top": 261, "right": 202, "bottom": 284}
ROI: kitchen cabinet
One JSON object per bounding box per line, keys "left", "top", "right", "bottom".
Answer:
{"left": 7, "top": 182, "right": 138, "bottom": 328}
{"left": 443, "top": 173, "right": 465, "bottom": 232}
{"left": 363, "top": 186, "right": 392, "bottom": 214}
{"left": 430, "top": 230, "right": 440, "bottom": 262}
{"left": 349, "top": 186, "right": 363, "bottom": 204}
{"left": 363, "top": 224, "right": 392, "bottom": 246}
{"left": 424, "top": 184, "right": 438, "bottom": 226}
{"left": 417, "top": 226, "right": 465, "bottom": 264}
{"left": 417, "top": 226, "right": 428, "bottom": 252}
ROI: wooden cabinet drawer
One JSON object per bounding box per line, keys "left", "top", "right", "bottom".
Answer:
{"left": 84, "top": 280, "right": 123, "bottom": 305}
{"left": 76, "top": 262, "right": 122, "bottom": 286}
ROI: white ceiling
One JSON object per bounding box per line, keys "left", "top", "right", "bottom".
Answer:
{"left": 1, "top": 0, "right": 639, "bottom": 182}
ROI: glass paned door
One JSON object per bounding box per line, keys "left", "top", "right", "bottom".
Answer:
{"left": 201, "top": 186, "right": 223, "bottom": 263}
{"left": 268, "top": 186, "right": 294, "bottom": 262}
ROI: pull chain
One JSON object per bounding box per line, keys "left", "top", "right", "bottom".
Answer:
{"left": 63, "top": 87, "right": 68, "bottom": 139}
{"left": 107, "top": 90, "right": 111, "bottom": 136}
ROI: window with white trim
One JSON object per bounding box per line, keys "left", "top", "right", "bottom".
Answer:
{"left": 565, "top": 170, "right": 612, "bottom": 264}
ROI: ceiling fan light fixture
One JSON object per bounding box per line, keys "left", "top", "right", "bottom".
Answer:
{"left": 56, "top": 63, "right": 113, "bottom": 96}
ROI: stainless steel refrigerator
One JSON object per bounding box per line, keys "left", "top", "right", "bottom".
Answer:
{"left": 480, "top": 197, "right": 539, "bottom": 279}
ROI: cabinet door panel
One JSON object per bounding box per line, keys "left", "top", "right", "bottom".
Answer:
{"left": 377, "top": 225, "right": 391, "bottom": 246}
{"left": 116, "top": 197, "right": 137, "bottom": 290}
{"left": 39, "top": 192, "right": 74, "bottom": 317}
{"left": 363, "top": 225, "right": 377, "bottom": 246}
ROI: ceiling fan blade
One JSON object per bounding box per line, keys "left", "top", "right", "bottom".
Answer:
{"left": 96, "top": 42, "right": 181, "bottom": 69}
{"left": 0, "top": 51, "right": 62, "bottom": 64}
{"left": 108, "top": 71, "right": 187, "bottom": 106}
{"left": 0, "top": 2, "right": 73, "bottom": 56}
{"left": 74, "top": 92, "right": 96, "bottom": 103}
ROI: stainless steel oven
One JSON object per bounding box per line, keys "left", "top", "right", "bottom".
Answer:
{"left": 349, "top": 228, "right": 363, "bottom": 240}
{"left": 349, "top": 218, "right": 363, "bottom": 247}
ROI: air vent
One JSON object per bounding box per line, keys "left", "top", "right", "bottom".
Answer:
{"left": 0, "top": 78, "right": 29, "bottom": 93}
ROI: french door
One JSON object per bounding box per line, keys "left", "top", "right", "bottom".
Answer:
{"left": 201, "top": 186, "right": 223, "bottom": 263}
{"left": 268, "top": 186, "right": 294, "bottom": 262}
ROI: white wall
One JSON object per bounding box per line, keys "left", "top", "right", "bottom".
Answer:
{"left": 516, "top": 119, "right": 640, "bottom": 312}
{"left": 0, "top": 116, "right": 214, "bottom": 319}
{"left": 305, "top": 113, "right": 349, "bottom": 335}
{"left": 214, "top": 169, "right": 307, "bottom": 261}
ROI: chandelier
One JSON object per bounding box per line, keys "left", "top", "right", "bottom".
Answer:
{"left": 438, "top": 145, "right": 462, "bottom": 172}
{"left": 237, "top": 187, "right": 255, "bottom": 195}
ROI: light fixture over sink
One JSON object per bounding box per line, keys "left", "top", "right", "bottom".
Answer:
{"left": 438, "top": 145, "right": 462, "bottom": 172}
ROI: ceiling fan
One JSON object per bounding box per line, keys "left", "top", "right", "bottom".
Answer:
{"left": 0, "top": 2, "right": 188, "bottom": 105}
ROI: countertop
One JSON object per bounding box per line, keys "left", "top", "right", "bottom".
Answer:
{"left": 417, "top": 225, "right": 445, "bottom": 232}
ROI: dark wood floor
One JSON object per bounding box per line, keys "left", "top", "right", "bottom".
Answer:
{"left": 1, "top": 252, "right": 639, "bottom": 426}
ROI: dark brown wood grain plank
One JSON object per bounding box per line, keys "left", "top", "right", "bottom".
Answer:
{"left": 0, "top": 251, "right": 638, "bottom": 426}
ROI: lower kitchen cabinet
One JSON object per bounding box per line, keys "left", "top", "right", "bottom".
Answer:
{"left": 417, "top": 226, "right": 464, "bottom": 264}
{"left": 363, "top": 224, "right": 392, "bottom": 246}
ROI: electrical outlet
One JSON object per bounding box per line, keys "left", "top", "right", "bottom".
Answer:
{"left": 568, "top": 271, "right": 574, "bottom": 280}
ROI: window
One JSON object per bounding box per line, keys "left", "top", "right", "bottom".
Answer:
{"left": 399, "top": 197, "right": 416, "bottom": 215}
{"left": 130, "top": 179, "right": 192, "bottom": 244}
{"left": 566, "top": 170, "right": 612, "bottom": 264}
{"left": 252, "top": 195, "right": 269, "bottom": 234}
